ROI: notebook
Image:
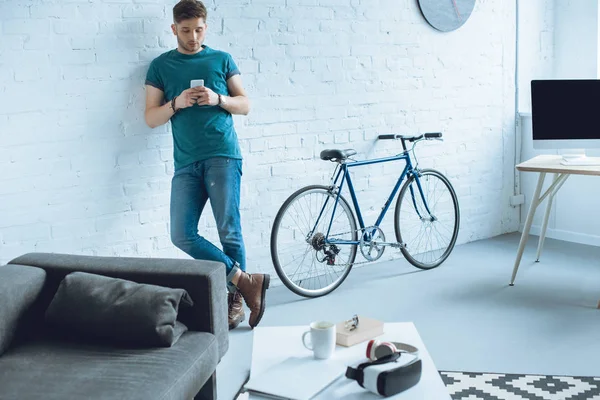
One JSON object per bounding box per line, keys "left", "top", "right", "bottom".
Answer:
{"left": 243, "top": 356, "right": 345, "bottom": 400}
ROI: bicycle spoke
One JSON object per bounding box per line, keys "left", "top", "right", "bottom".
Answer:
{"left": 288, "top": 205, "right": 310, "bottom": 237}
{"left": 294, "top": 200, "right": 312, "bottom": 233}
{"left": 282, "top": 246, "right": 311, "bottom": 275}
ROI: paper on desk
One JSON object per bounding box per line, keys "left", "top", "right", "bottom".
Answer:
{"left": 243, "top": 356, "right": 345, "bottom": 400}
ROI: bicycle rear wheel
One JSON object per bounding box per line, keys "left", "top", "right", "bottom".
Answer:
{"left": 270, "top": 185, "right": 358, "bottom": 297}
{"left": 394, "top": 169, "right": 460, "bottom": 269}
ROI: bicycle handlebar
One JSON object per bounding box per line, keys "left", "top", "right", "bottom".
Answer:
{"left": 377, "top": 132, "right": 443, "bottom": 142}
{"left": 378, "top": 134, "right": 400, "bottom": 140}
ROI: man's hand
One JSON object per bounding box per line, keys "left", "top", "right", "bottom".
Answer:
{"left": 195, "top": 86, "right": 219, "bottom": 106}
{"left": 175, "top": 87, "right": 203, "bottom": 110}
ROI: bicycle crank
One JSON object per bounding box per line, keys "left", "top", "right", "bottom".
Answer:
{"left": 359, "top": 227, "right": 386, "bottom": 261}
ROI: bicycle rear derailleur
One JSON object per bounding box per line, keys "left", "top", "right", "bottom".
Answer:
{"left": 311, "top": 233, "right": 340, "bottom": 266}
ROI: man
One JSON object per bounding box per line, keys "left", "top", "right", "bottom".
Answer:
{"left": 144, "top": 0, "right": 269, "bottom": 330}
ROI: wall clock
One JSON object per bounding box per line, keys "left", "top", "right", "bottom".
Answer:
{"left": 417, "top": 0, "right": 476, "bottom": 32}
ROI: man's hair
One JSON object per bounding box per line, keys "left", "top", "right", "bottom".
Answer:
{"left": 173, "top": 0, "right": 207, "bottom": 24}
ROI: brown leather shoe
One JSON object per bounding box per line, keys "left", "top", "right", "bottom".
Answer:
{"left": 236, "top": 272, "right": 270, "bottom": 328}
{"left": 228, "top": 291, "right": 245, "bottom": 330}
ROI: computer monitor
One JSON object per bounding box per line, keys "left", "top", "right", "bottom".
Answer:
{"left": 531, "top": 79, "right": 600, "bottom": 165}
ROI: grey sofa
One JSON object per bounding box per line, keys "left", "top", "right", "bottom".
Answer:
{"left": 0, "top": 252, "right": 228, "bottom": 400}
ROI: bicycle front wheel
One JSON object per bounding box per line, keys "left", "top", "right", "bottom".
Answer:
{"left": 270, "top": 185, "right": 358, "bottom": 297}
{"left": 394, "top": 169, "right": 460, "bottom": 269}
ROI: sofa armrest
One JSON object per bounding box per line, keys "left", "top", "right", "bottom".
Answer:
{"left": 8, "top": 252, "right": 228, "bottom": 359}
{"left": 0, "top": 264, "right": 46, "bottom": 355}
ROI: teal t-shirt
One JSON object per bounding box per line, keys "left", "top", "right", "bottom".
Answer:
{"left": 145, "top": 46, "right": 242, "bottom": 170}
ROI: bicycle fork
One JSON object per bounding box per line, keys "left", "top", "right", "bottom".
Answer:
{"left": 408, "top": 171, "right": 437, "bottom": 222}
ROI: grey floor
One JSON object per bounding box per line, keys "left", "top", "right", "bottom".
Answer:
{"left": 217, "top": 232, "right": 600, "bottom": 400}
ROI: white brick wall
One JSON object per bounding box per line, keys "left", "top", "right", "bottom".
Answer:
{"left": 517, "top": 0, "right": 555, "bottom": 112}
{"left": 0, "top": 0, "right": 519, "bottom": 285}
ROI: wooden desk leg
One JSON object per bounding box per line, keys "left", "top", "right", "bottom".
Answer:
{"left": 536, "top": 173, "right": 557, "bottom": 262}
{"left": 535, "top": 173, "right": 569, "bottom": 262}
{"left": 510, "top": 172, "right": 546, "bottom": 286}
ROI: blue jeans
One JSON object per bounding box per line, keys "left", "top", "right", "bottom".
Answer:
{"left": 170, "top": 157, "right": 245, "bottom": 291}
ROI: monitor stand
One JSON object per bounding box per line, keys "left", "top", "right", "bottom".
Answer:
{"left": 560, "top": 149, "right": 600, "bottom": 166}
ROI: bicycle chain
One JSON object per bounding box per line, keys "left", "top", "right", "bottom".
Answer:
{"left": 322, "top": 226, "right": 399, "bottom": 268}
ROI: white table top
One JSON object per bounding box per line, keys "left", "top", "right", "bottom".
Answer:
{"left": 516, "top": 155, "right": 600, "bottom": 176}
{"left": 244, "top": 322, "right": 450, "bottom": 400}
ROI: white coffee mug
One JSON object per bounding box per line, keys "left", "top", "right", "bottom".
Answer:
{"left": 302, "top": 321, "right": 336, "bottom": 359}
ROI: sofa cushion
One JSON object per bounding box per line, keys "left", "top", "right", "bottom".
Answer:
{"left": 0, "top": 331, "right": 219, "bottom": 400}
{"left": 45, "top": 272, "right": 194, "bottom": 347}
{"left": 0, "top": 265, "right": 46, "bottom": 356}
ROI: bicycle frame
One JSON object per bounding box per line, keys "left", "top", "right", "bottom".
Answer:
{"left": 311, "top": 152, "right": 435, "bottom": 246}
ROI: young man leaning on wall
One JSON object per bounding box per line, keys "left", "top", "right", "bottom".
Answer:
{"left": 144, "top": 0, "right": 269, "bottom": 330}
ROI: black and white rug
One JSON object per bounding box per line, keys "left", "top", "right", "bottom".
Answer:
{"left": 440, "top": 371, "right": 600, "bottom": 400}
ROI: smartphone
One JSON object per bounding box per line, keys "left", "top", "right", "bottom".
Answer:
{"left": 190, "top": 79, "right": 204, "bottom": 88}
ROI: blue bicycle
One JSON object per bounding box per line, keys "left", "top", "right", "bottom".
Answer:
{"left": 270, "top": 133, "right": 460, "bottom": 297}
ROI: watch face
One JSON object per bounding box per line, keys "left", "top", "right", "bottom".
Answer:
{"left": 418, "top": 0, "right": 476, "bottom": 32}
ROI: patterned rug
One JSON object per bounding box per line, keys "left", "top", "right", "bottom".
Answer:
{"left": 440, "top": 371, "right": 600, "bottom": 400}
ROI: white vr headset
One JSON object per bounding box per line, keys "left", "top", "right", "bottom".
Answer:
{"left": 345, "top": 340, "right": 422, "bottom": 397}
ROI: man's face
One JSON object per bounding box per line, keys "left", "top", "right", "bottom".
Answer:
{"left": 172, "top": 18, "right": 207, "bottom": 54}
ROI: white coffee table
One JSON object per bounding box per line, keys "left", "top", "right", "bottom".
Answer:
{"left": 243, "top": 322, "right": 450, "bottom": 399}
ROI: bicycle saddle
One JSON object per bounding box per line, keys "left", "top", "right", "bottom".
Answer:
{"left": 320, "top": 149, "right": 357, "bottom": 162}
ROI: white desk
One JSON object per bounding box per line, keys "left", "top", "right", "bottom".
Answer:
{"left": 511, "top": 155, "right": 600, "bottom": 286}
{"left": 243, "top": 322, "right": 450, "bottom": 400}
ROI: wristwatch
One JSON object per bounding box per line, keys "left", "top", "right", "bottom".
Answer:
{"left": 218, "top": 93, "right": 227, "bottom": 107}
